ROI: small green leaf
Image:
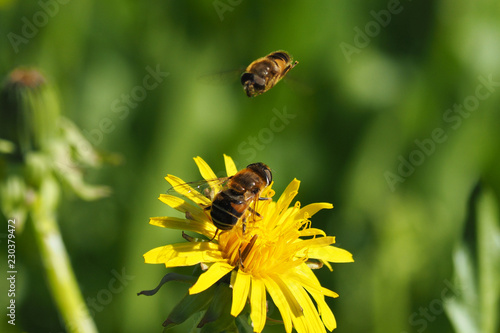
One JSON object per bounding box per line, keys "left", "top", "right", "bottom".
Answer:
{"left": 138, "top": 273, "right": 197, "bottom": 296}
{"left": 163, "top": 284, "right": 216, "bottom": 329}
{"left": 235, "top": 314, "right": 254, "bottom": 333}
{"left": 199, "top": 283, "right": 235, "bottom": 332}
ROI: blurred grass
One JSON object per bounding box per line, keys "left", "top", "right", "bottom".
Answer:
{"left": 444, "top": 187, "right": 500, "bottom": 333}
{"left": 1, "top": 0, "right": 500, "bottom": 332}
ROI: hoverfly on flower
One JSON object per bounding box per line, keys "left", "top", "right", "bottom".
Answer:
{"left": 166, "top": 161, "right": 272, "bottom": 240}
{"left": 141, "top": 155, "right": 354, "bottom": 333}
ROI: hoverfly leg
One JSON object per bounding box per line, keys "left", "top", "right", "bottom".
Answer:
{"left": 182, "top": 231, "right": 195, "bottom": 242}
{"left": 242, "top": 216, "right": 247, "bottom": 234}
{"left": 247, "top": 206, "right": 261, "bottom": 218}
{"left": 208, "top": 228, "right": 220, "bottom": 242}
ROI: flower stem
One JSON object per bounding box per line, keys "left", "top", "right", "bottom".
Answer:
{"left": 31, "top": 177, "right": 98, "bottom": 333}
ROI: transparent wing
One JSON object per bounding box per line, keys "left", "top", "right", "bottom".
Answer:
{"left": 166, "top": 175, "right": 272, "bottom": 234}
{"left": 283, "top": 74, "right": 314, "bottom": 96}
{"left": 166, "top": 177, "right": 231, "bottom": 207}
{"left": 198, "top": 68, "right": 244, "bottom": 86}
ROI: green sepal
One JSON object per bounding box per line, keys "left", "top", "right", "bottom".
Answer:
{"left": 235, "top": 314, "right": 254, "bottom": 333}
{"left": 137, "top": 273, "right": 197, "bottom": 296}
{"left": 198, "top": 282, "right": 236, "bottom": 332}
{"left": 162, "top": 283, "right": 216, "bottom": 329}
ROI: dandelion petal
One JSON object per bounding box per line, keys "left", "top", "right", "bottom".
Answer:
{"left": 308, "top": 246, "right": 354, "bottom": 263}
{"left": 223, "top": 154, "right": 238, "bottom": 177}
{"left": 193, "top": 156, "right": 217, "bottom": 180}
{"left": 231, "top": 271, "right": 251, "bottom": 317}
{"left": 189, "top": 262, "right": 234, "bottom": 294}
{"left": 263, "top": 276, "right": 293, "bottom": 333}
{"left": 296, "top": 202, "right": 333, "bottom": 220}
{"left": 149, "top": 216, "right": 214, "bottom": 236}
{"left": 250, "top": 278, "right": 267, "bottom": 333}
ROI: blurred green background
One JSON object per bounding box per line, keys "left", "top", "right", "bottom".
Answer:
{"left": 1, "top": 0, "right": 500, "bottom": 332}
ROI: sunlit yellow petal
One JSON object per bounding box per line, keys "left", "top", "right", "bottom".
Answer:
{"left": 295, "top": 202, "right": 333, "bottom": 220}
{"left": 144, "top": 242, "right": 222, "bottom": 266}
{"left": 159, "top": 194, "right": 196, "bottom": 213}
{"left": 231, "top": 271, "right": 251, "bottom": 317}
{"left": 299, "top": 228, "right": 327, "bottom": 237}
{"left": 286, "top": 270, "right": 337, "bottom": 331}
{"left": 149, "top": 216, "right": 186, "bottom": 227}
{"left": 274, "top": 275, "right": 308, "bottom": 333}
{"left": 149, "top": 216, "right": 215, "bottom": 236}
{"left": 261, "top": 185, "right": 275, "bottom": 200}
{"left": 285, "top": 278, "right": 326, "bottom": 333}
{"left": 193, "top": 156, "right": 217, "bottom": 180}
{"left": 293, "top": 264, "right": 339, "bottom": 299}
{"left": 290, "top": 265, "right": 328, "bottom": 296}
{"left": 189, "top": 262, "right": 234, "bottom": 294}
{"left": 250, "top": 278, "right": 267, "bottom": 333}
{"left": 322, "top": 260, "right": 333, "bottom": 271}
{"left": 292, "top": 236, "right": 336, "bottom": 255}
{"left": 294, "top": 265, "right": 338, "bottom": 330}
{"left": 272, "top": 202, "right": 300, "bottom": 229}
{"left": 164, "top": 256, "right": 221, "bottom": 268}
{"left": 164, "top": 174, "right": 211, "bottom": 206}
{"left": 275, "top": 179, "right": 300, "bottom": 216}
{"left": 308, "top": 245, "right": 354, "bottom": 263}
{"left": 321, "top": 286, "right": 339, "bottom": 298}
{"left": 309, "top": 290, "right": 337, "bottom": 331}
{"left": 224, "top": 154, "right": 238, "bottom": 177}
{"left": 193, "top": 156, "right": 223, "bottom": 194}
{"left": 263, "top": 276, "right": 293, "bottom": 333}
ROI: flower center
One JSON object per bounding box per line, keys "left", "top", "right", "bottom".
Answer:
{"left": 217, "top": 213, "right": 302, "bottom": 276}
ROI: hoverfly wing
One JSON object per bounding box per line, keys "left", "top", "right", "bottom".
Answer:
{"left": 198, "top": 68, "right": 244, "bottom": 86}
{"left": 166, "top": 177, "right": 230, "bottom": 206}
{"left": 283, "top": 74, "right": 314, "bottom": 96}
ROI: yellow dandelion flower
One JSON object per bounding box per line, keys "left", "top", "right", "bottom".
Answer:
{"left": 143, "top": 155, "right": 354, "bottom": 332}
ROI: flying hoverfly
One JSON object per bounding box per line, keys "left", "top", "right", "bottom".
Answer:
{"left": 198, "top": 50, "right": 298, "bottom": 97}
{"left": 241, "top": 50, "right": 298, "bottom": 97}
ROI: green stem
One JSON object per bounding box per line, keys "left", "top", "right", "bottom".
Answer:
{"left": 31, "top": 177, "right": 98, "bottom": 333}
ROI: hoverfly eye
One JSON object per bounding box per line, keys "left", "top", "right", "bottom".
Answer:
{"left": 264, "top": 169, "right": 272, "bottom": 185}
{"left": 241, "top": 73, "right": 254, "bottom": 85}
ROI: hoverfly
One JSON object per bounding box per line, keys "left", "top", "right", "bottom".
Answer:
{"left": 241, "top": 50, "right": 298, "bottom": 97}
{"left": 168, "top": 163, "right": 272, "bottom": 238}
